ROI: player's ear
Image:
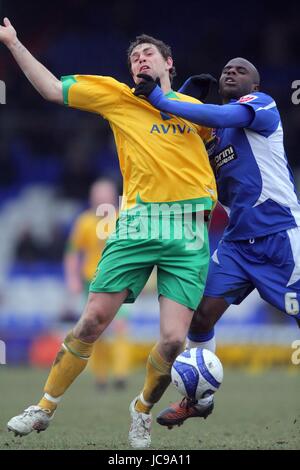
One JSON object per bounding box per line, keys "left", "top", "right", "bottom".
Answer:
{"left": 166, "top": 56, "right": 173, "bottom": 72}
{"left": 253, "top": 83, "right": 260, "bottom": 91}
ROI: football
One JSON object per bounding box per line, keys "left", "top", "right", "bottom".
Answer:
{"left": 171, "top": 348, "right": 223, "bottom": 401}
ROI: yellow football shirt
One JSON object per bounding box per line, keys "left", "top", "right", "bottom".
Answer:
{"left": 68, "top": 209, "right": 116, "bottom": 282}
{"left": 61, "top": 75, "right": 217, "bottom": 211}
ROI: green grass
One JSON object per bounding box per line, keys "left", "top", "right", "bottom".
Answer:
{"left": 0, "top": 366, "right": 299, "bottom": 450}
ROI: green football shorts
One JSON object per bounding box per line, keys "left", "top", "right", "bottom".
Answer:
{"left": 89, "top": 212, "right": 210, "bottom": 310}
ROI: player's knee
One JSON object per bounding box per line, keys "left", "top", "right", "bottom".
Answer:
{"left": 75, "top": 298, "right": 111, "bottom": 342}
{"left": 159, "top": 336, "right": 185, "bottom": 361}
{"left": 74, "top": 315, "right": 101, "bottom": 342}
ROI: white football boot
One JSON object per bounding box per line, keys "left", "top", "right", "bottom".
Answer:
{"left": 7, "top": 405, "right": 53, "bottom": 436}
{"left": 128, "top": 397, "right": 152, "bottom": 449}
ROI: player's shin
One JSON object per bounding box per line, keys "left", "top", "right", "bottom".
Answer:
{"left": 38, "top": 331, "right": 94, "bottom": 414}
{"left": 135, "top": 343, "right": 173, "bottom": 414}
{"left": 185, "top": 329, "right": 216, "bottom": 408}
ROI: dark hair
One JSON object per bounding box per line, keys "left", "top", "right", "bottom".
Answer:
{"left": 127, "top": 34, "right": 176, "bottom": 83}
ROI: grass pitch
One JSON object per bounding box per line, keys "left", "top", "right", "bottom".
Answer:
{"left": 1, "top": 366, "right": 299, "bottom": 450}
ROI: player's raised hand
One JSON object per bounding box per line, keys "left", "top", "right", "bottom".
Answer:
{"left": 134, "top": 73, "right": 161, "bottom": 97}
{"left": 179, "top": 74, "right": 217, "bottom": 101}
{"left": 0, "top": 17, "right": 17, "bottom": 47}
{"left": 0, "top": 17, "right": 63, "bottom": 104}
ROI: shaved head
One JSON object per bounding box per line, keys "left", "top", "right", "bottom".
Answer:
{"left": 225, "top": 57, "right": 260, "bottom": 85}
{"left": 219, "top": 57, "right": 260, "bottom": 102}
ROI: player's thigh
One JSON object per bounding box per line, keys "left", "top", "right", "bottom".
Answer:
{"left": 83, "top": 291, "right": 128, "bottom": 320}
{"left": 157, "top": 223, "right": 210, "bottom": 311}
{"left": 254, "top": 270, "right": 300, "bottom": 319}
{"left": 204, "top": 241, "right": 254, "bottom": 305}
{"left": 89, "top": 236, "right": 156, "bottom": 303}
{"left": 253, "top": 228, "right": 300, "bottom": 319}
{"left": 191, "top": 296, "right": 230, "bottom": 332}
{"left": 159, "top": 296, "right": 194, "bottom": 344}
{"left": 73, "top": 290, "right": 129, "bottom": 340}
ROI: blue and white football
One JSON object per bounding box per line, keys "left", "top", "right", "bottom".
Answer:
{"left": 171, "top": 348, "right": 223, "bottom": 400}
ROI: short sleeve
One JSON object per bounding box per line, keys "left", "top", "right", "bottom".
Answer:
{"left": 230, "top": 92, "right": 280, "bottom": 136}
{"left": 61, "top": 75, "right": 125, "bottom": 118}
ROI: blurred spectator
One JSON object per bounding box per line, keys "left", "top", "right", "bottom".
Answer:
{"left": 15, "top": 225, "right": 65, "bottom": 264}
{"left": 15, "top": 229, "right": 40, "bottom": 263}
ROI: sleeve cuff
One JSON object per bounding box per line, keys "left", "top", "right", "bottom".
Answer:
{"left": 148, "top": 85, "right": 164, "bottom": 106}
{"left": 61, "top": 75, "right": 77, "bottom": 105}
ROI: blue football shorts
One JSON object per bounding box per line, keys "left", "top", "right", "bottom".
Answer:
{"left": 204, "top": 227, "right": 300, "bottom": 320}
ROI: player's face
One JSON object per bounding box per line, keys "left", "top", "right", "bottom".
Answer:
{"left": 90, "top": 182, "right": 117, "bottom": 209}
{"left": 130, "top": 43, "right": 172, "bottom": 84}
{"left": 219, "top": 60, "right": 258, "bottom": 101}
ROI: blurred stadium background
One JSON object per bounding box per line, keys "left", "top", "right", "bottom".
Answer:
{"left": 0, "top": 0, "right": 299, "bottom": 450}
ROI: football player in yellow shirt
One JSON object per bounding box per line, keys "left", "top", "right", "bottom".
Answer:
{"left": 64, "top": 179, "right": 131, "bottom": 390}
{"left": 1, "top": 17, "right": 217, "bottom": 449}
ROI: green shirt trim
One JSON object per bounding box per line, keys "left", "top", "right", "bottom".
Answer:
{"left": 136, "top": 193, "right": 213, "bottom": 209}
{"left": 165, "top": 90, "right": 179, "bottom": 99}
{"left": 61, "top": 75, "right": 77, "bottom": 105}
{"left": 120, "top": 194, "right": 214, "bottom": 218}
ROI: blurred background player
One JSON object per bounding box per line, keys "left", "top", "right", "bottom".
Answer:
{"left": 135, "top": 58, "right": 300, "bottom": 426}
{"left": 64, "top": 179, "right": 131, "bottom": 390}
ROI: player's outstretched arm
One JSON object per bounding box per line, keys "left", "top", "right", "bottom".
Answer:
{"left": 0, "top": 17, "right": 63, "bottom": 104}
{"left": 64, "top": 250, "right": 83, "bottom": 295}
{"left": 134, "top": 74, "right": 253, "bottom": 129}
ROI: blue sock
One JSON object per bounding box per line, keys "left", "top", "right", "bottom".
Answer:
{"left": 186, "top": 329, "right": 216, "bottom": 353}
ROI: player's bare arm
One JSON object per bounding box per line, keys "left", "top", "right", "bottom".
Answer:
{"left": 0, "top": 17, "right": 63, "bottom": 104}
{"left": 64, "top": 251, "right": 83, "bottom": 295}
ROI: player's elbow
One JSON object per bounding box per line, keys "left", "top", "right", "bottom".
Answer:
{"left": 43, "top": 80, "right": 63, "bottom": 104}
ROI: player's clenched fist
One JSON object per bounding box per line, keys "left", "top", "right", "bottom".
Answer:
{"left": 0, "top": 17, "right": 17, "bottom": 48}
